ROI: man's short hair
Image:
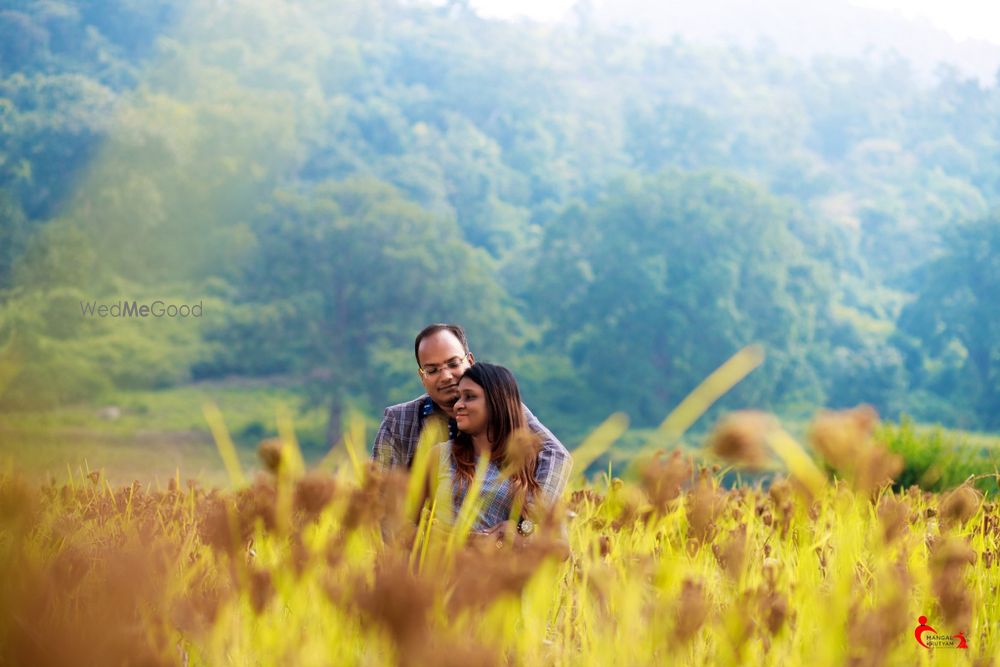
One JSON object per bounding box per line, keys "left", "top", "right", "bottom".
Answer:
{"left": 414, "top": 323, "right": 470, "bottom": 364}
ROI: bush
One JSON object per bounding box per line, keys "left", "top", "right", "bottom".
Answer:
{"left": 880, "top": 416, "right": 1000, "bottom": 494}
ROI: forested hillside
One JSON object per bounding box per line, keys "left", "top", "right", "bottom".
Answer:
{"left": 2, "top": 0, "right": 999, "bottom": 437}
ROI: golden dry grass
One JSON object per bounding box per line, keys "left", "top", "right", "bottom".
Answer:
{"left": 1, "top": 404, "right": 998, "bottom": 666}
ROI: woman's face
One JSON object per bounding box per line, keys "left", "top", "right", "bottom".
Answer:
{"left": 454, "top": 376, "right": 488, "bottom": 437}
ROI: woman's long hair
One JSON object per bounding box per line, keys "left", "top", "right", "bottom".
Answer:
{"left": 452, "top": 362, "right": 541, "bottom": 496}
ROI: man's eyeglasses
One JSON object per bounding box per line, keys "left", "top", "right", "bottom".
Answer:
{"left": 419, "top": 355, "right": 469, "bottom": 377}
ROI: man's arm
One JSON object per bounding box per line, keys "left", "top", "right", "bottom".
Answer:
{"left": 371, "top": 407, "right": 402, "bottom": 470}
{"left": 522, "top": 404, "right": 573, "bottom": 506}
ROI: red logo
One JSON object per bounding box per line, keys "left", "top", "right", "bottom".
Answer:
{"left": 914, "top": 616, "right": 968, "bottom": 649}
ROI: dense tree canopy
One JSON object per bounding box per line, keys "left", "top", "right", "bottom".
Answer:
{"left": 2, "top": 0, "right": 1000, "bottom": 436}
{"left": 897, "top": 212, "right": 1000, "bottom": 428}
{"left": 526, "top": 170, "right": 830, "bottom": 424}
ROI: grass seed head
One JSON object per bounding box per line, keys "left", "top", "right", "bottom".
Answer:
{"left": 687, "top": 477, "right": 724, "bottom": 543}
{"left": 931, "top": 536, "right": 977, "bottom": 569}
{"left": 930, "top": 536, "right": 976, "bottom": 628}
{"left": 355, "top": 555, "right": 434, "bottom": 649}
{"left": 569, "top": 488, "right": 604, "bottom": 511}
{"left": 854, "top": 446, "right": 903, "bottom": 497}
{"left": 708, "top": 410, "right": 776, "bottom": 469}
{"left": 257, "top": 438, "right": 284, "bottom": 473}
{"left": 237, "top": 476, "right": 278, "bottom": 534}
{"left": 673, "top": 578, "right": 710, "bottom": 643}
{"left": 713, "top": 525, "right": 747, "bottom": 579}
{"left": 249, "top": 567, "right": 275, "bottom": 614}
{"left": 447, "top": 546, "right": 550, "bottom": 612}
{"left": 846, "top": 598, "right": 907, "bottom": 667}
{"left": 747, "top": 587, "right": 789, "bottom": 636}
{"left": 762, "top": 557, "right": 781, "bottom": 587}
{"left": 344, "top": 466, "right": 408, "bottom": 534}
{"left": 932, "top": 567, "right": 973, "bottom": 629}
{"left": 764, "top": 592, "right": 789, "bottom": 635}
{"left": 197, "top": 496, "right": 236, "bottom": 554}
{"left": 290, "top": 534, "right": 311, "bottom": 576}
{"left": 768, "top": 478, "right": 792, "bottom": 506}
{"left": 294, "top": 471, "right": 337, "bottom": 518}
{"left": 502, "top": 427, "right": 542, "bottom": 476}
{"left": 808, "top": 404, "right": 878, "bottom": 472}
{"left": 940, "top": 484, "right": 981, "bottom": 527}
{"left": 596, "top": 534, "right": 612, "bottom": 558}
{"left": 639, "top": 449, "right": 692, "bottom": 513}
{"left": 408, "top": 637, "right": 501, "bottom": 667}
{"left": 877, "top": 495, "right": 908, "bottom": 544}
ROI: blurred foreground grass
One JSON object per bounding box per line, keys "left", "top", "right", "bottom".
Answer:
{"left": 1, "top": 403, "right": 997, "bottom": 666}
{"left": 2, "top": 349, "right": 999, "bottom": 666}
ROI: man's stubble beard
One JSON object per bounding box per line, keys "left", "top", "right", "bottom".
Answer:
{"left": 436, "top": 387, "right": 460, "bottom": 413}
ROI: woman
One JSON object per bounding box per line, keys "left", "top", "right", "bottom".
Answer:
{"left": 430, "top": 362, "right": 542, "bottom": 538}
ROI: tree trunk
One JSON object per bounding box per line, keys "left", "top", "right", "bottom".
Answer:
{"left": 325, "top": 396, "right": 344, "bottom": 449}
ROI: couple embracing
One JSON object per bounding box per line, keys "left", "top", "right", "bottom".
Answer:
{"left": 371, "top": 323, "right": 572, "bottom": 543}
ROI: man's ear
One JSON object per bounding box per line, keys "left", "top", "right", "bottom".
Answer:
{"left": 467, "top": 352, "right": 475, "bottom": 365}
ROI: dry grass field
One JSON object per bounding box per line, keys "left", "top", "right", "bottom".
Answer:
{"left": 1, "top": 402, "right": 997, "bottom": 666}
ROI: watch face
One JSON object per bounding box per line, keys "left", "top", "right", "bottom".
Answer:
{"left": 518, "top": 519, "right": 534, "bottom": 535}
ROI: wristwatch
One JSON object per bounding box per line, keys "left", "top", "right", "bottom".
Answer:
{"left": 516, "top": 518, "right": 534, "bottom": 536}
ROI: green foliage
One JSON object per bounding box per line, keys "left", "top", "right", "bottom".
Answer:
{"left": 880, "top": 417, "right": 1000, "bottom": 494}
{"left": 898, "top": 210, "right": 1000, "bottom": 427}
{"left": 0, "top": 285, "right": 219, "bottom": 408}
{"left": 2, "top": 0, "right": 1000, "bottom": 440}
{"left": 526, "top": 170, "right": 830, "bottom": 424}
{"left": 0, "top": 72, "right": 116, "bottom": 219}
{"left": 0, "top": 190, "right": 28, "bottom": 288}
{"left": 208, "top": 177, "right": 528, "bottom": 423}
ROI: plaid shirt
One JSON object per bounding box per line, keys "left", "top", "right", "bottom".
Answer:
{"left": 371, "top": 394, "right": 572, "bottom": 507}
{"left": 433, "top": 440, "right": 520, "bottom": 533}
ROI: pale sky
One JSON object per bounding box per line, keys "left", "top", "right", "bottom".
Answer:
{"left": 850, "top": 0, "right": 1000, "bottom": 43}
{"left": 468, "top": 0, "right": 1000, "bottom": 46}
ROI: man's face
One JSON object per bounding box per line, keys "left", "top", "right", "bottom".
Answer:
{"left": 417, "top": 330, "right": 474, "bottom": 413}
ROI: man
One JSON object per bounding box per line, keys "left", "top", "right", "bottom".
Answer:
{"left": 371, "top": 323, "right": 572, "bottom": 506}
